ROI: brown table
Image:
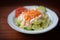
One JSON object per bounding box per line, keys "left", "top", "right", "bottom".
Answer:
{"left": 0, "top": 0, "right": 60, "bottom": 40}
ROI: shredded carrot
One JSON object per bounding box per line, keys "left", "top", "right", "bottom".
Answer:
{"left": 24, "top": 15, "right": 31, "bottom": 21}
{"left": 24, "top": 10, "right": 41, "bottom": 21}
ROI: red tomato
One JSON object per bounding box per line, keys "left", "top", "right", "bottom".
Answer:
{"left": 15, "top": 7, "right": 27, "bottom": 17}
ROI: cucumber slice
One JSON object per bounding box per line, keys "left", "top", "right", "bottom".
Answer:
{"left": 24, "top": 26, "right": 34, "bottom": 31}
{"left": 38, "top": 6, "right": 47, "bottom": 13}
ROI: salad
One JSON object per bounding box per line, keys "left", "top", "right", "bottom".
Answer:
{"left": 14, "top": 6, "right": 51, "bottom": 31}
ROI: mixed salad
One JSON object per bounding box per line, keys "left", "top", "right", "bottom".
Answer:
{"left": 14, "top": 6, "right": 51, "bottom": 31}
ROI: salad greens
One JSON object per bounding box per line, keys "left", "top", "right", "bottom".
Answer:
{"left": 14, "top": 6, "right": 51, "bottom": 31}
{"left": 14, "top": 18, "right": 21, "bottom": 26}
{"left": 23, "top": 14, "right": 50, "bottom": 30}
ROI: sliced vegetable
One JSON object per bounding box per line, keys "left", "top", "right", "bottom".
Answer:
{"left": 24, "top": 27, "right": 34, "bottom": 31}
{"left": 15, "top": 7, "right": 27, "bottom": 17}
{"left": 38, "top": 6, "right": 46, "bottom": 13}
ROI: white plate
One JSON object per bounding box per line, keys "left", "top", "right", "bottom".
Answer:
{"left": 7, "top": 6, "right": 59, "bottom": 34}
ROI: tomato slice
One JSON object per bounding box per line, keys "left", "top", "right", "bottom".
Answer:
{"left": 15, "top": 7, "right": 27, "bottom": 17}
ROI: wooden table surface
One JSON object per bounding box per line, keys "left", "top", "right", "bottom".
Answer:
{"left": 0, "top": 0, "right": 60, "bottom": 40}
